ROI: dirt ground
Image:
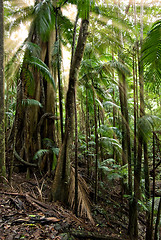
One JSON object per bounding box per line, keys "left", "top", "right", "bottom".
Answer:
{"left": 0, "top": 172, "right": 148, "bottom": 239}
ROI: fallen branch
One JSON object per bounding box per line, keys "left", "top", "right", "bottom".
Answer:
{"left": 0, "top": 192, "right": 63, "bottom": 218}
{"left": 11, "top": 216, "right": 61, "bottom": 226}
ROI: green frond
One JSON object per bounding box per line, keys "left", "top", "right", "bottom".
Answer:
{"left": 103, "top": 100, "right": 120, "bottom": 110}
{"left": 51, "top": 147, "right": 59, "bottom": 156}
{"left": 77, "top": 0, "right": 91, "bottom": 19}
{"left": 24, "top": 55, "right": 55, "bottom": 89}
{"left": 144, "top": 64, "right": 161, "bottom": 93}
{"left": 137, "top": 115, "right": 161, "bottom": 141}
{"left": 5, "top": 6, "right": 33, "bottom": 33}
{"left": 100, "top": 136, "right": 122, "bottom": 151}
{"left": 109, "top": 60, "right": 131, "bottom": 76}
{"left": 43, "top": 138, "right": 55, "bottom": 148}
{"left": 33, "top": 149, "right": 50, "bottom": 161}
{"left": 142, "top": 19, "right": 161, "bottom": 66}
{"left": 5, "top": 40, "right": 26, "bottom": 78}
{"left": 25, "top": 42, "right": 41, "bottom": 57}
{"left": 34, "top": 0, "right": 55, "bottom": 41}
{"left": 22, "top": 99, "right": 43, "bottom": 108}
{"left": 42, "top": 138, "right": 59, "bottom": 155}
{"left": 59, "top": 15, "right": 74, "bottom": 46}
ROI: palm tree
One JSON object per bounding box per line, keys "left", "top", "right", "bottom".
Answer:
{"left": 0, "top": 0, "right": 6, "bottom": 180}
{"left": 7, "top": 0, "right": 73, "bottom": 179}
{"left": 51, "top": 15, "right": 89, "bottom": 203}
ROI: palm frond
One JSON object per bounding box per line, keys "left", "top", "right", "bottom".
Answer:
{"left": 103, "top": 100, "right": 120, "bottom": 110}
{"left": 34, "top": 0, "right": 55, "bottom": 41}
{"left": 68, "top": 167, "right": 94, "bottom": 224}
{"left": 22, "top": 99, "right": 42, "bottom": 108}
{"left": 5, "top": 6, "right": 33, "bottom": 33}
{"left": 100, "top": 136, "right": 122, "bottom": 151}
{"left": 33, "top": 149, "right": 50, "bottom": 161}
{"left": 77, "top": 0, "right": 94, "bottom": 19}
{"left": 51, "top": 147, "right": 59, "bottom": 156}
{"left": 142, "top": 20, "right": 161, "bottom": 65}
{"left": 5, "top": 41, "right": 40, "bottom": 81}
{"left": 42, "top": 138, "right": 59, "bottom": 156}
{"left": 108, "top": 60, "right": 131, "bottom": 76}
{"left": 24, "top": 55, "right": 55, "bottom": 89}
{"left": 137, "top": 115, "right": 161, "bottom": 141}
{"left": 59, "top": 14, "right": 74, "bottom": 46}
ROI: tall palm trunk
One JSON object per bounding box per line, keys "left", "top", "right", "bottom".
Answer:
{"left": 55, "top": 10, "right": 64, "bottom": 143}
{"left": 51, "top": 18, "right": 89, "bottom": 203}
{"left": 0, "top": 0, "right": 6, "bottom": 180}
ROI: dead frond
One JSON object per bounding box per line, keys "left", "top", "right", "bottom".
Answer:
{"left": 68, "top": 167, "right": 94, "bottom": 225}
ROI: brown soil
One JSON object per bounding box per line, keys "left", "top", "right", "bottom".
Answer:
{"left": 0, "top": 172, "right": 147, "bottom": 240}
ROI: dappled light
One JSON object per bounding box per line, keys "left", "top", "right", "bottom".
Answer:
{"left": 0, "top": 0, "right": 161, "bottom": 239}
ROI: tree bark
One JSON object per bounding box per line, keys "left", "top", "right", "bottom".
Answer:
{"left": 8, "top": 2, "right": 56, "bottom": 175}
{"left": 92, "top": 82, "right": 99, "bottom": 203}
{"left": 154, "top": 197, "right": 161, "bottom": 240}
{"left": 51, "top": 18, "right": 89, "bottom": 203}
{"left": 0, "top": 0, "right": 6, "bottom": 180}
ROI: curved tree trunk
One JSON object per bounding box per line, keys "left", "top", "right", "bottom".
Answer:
{"left": 51, "top": 18, "right": 89, "bottom": 203}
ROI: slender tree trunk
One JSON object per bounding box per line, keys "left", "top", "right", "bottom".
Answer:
{"left": 86, "top": 86, "right": 90, "bottom": 177}
{"left": 144, "top": 142, "right": 151, "bottom": 240}
{"left": 134, "top": 2, "right": 144, "bottom": 238}
{"left": 98, "top": 107, "right": 104, "bottom": 181}
{"left": 55, "top": 10, "right": 64, "bottom": 143}
{"left": 71, "top": 13, "right": 79, "bottom": 216}
{"left": 74, "top": 89, "right": 78, "bottom": 216}
{"left": 151, "top": 132, "right": 156, "bottom": 238}
{"left": 154, "top": 197, "right": 161, "bottom": 240}
{"left": 0, "top": 0, "right": 6, "bottom": 180}
{"left": 92, "top": 81, "right": 99, "bottom": 203}
{"left": 51, "top": 18, "right": 89, "bottom": 203}
{"left": 118, "top": 72, "right": 127, "bottom": 166}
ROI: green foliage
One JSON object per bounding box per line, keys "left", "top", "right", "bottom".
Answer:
{"left": 42, "top": 138, "right": 59, "bottom": 156}
{"left": 34, "top": 138, "right": 59, "bottom": 172}
{"left": 142, "top": 20, "right": 161, "bottom": 93}
{"left": 34, "top": 0, "right": 55, "bottom": 41}
{"left": 99, "top": 159, "right": 128, "bottom": 181}
{"left": 24, "top": 55, "right": 55, "bottom": 89}
{"left": 137, "top": 115, "right": 161, "bottom": 142}
{"left": 21, "top": 99, "right": 43, "bottom": 108}
{"left": 5, "top": 5, "right": 34, "bottom": 33}
{"left": 33, "top": 149, "right": 49, "bottom": 161}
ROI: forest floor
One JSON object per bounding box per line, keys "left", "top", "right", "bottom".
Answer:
{"left": 0, "top": 172, "right": 148, "bottom": 240}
